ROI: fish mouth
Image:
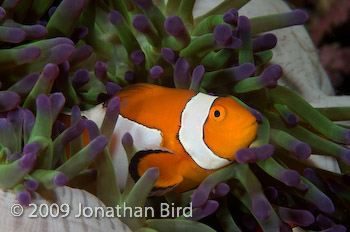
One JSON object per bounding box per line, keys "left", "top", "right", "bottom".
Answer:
{"left": 239, "top": 120, "right": 258, "bottom": 138}
{"left": 243, "top": 120, "right": 258, "bottom": 130}
{"left": 230, "top": 120, "right": 257, "bottom": 139}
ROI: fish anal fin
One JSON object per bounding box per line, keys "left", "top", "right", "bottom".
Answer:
{"left": 129, "top": 149, "right": 183, "bottom": 192}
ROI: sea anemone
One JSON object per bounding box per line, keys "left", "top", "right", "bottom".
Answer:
{"left": 0, "top": 0, "right": 349, "bottom": 231}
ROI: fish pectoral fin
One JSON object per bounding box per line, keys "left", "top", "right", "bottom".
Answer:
{"left": 129, "top": 149, "right": 183, "bottom": 192}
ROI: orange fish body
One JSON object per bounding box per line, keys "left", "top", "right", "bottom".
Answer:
{"left": 86, "top": 84, "right": 258, "bottom": 193}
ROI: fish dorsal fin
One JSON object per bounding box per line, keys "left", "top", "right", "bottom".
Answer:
{"left": 117, "top": 83, "right": 163, "bottom": 100}
{"left": 68, "top": 84, "right": 163, "bottom": 128}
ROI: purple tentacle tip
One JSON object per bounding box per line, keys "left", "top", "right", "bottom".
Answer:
{"left": 23, "top": 107, "right": 35, "bottom": 123}
{"left": 134, "top": 0, "right": 153, "bottom": 9}
{"left": 20, "top": 153, "right": 36, "bottom": 171}
{"left": 235, "top": 62, "right": 256, "bottom": 81}
{"left": 71, "top": 105, "right": 81, "bottom": 118}
{"left": 228, "top": 8, "right": 238, "bottom": 16}
{"left": 223, "top": 9, "right": 238, "bottom": 26}
{"left": 192, "top": 188, "right": 208, "bottom": 208}
{"left": 0, "top": 7, "right": 6, "bottom": 20}
{"left": 43, "top": 63, "right": 59, "bottom": 80}
{"left": 289, "top": 9, "right": 309, "bottom": 25}
{"left": 106, "top": 96, "right": 120, "bottom": 116}
{"left": 71, "top": 26, "right": 88, "bottom": 43}
{"left": 24, "top": 179, "right": 39, "bottom": 191}
{"left": 173, "top": 57, "right": 191, "bottom": 89}
{"left": 21, "top": 46, "right": 41, "bottom": 63}
{"left": 284, "top": 113, "right": 298, "bottom": 126}
{"left": 324, "top": 225, "right": 347, "bottom": 232}
{"left": 252, "top": 196, "right": 271, "bottom": 220}
{"left": 109, "top": 10, "right": 124, "bottom": 26}
{"left": 192, "top": 200, "right": 219, "bottom": 221}
{"left": 235, "top": 148, "right": 256, "bottom": 163}
{"left": 212, "top": 183, "right": 230, "bottom": 198}
{"left": 303, "top": 168, "right": 323, "bottom": 187}
{"left": 190, "top": 65, "right": 205, "bottom": 90}
{"left": 268, "top": 65, "right": 283, "bottom": 80}
{"left": 54, "top": 44, "right": 75, "bottom": 61}
{"left": 292, "top": 142, "right": 311, "bottom": 160}
{"left": 145, "top": 167, "right": 159, "bottom": 181}
{"left": 149, "top": 65, "right": 163, "bottom": 79}
{"left": 248, "top": 108, "right": 263, "bottom": 122}
{"left": 340, "top": 149, "right": 350, "bottom": 165}
{"left": 317, "top": 193, "right": 335, "bottom": 214}
{"left": 17, "top": 191, "right": 31, "bottom": 206}
{"left": 279, "top": 207, "right": 315, "bottom": 227}
{"left": 266, "top": 80, "right": 278, "bottom": 89}
{"left": 280, "top": 222, "right": 292, "bottom": 232}
{"left": 237, "top": 15, "right": 251, "bottom": 34}
{"left": 122, "top": 132, "right": 134, "bottom": 147}
{"left": 133, "top": 14, "right": 150, "bottom": 33}
{"left": 174, "top": 57, "right": 191, "bottom": 89}
{"left": 316, "top": 214, "right": 333, "bottom": 229}
{"left": 94, "top": 61, "right": 107, "bottom": 79}
{"left": 263, "top": 33, "right": 277, "bottom": 45}
{"left": 91, "top": 136, "right": 108, "bottom": 154}
{"left": 214, "top": 24, "right": 233, "bottom": 46}
{"left": 281, "top": 170, "right": 301, "bottom": 186}
{"left": 53, "top": 120, "right": 66, "bottom": 138}
{"left": 259, "top": 65, "right": 282, "bottom": 86}
{"left": 70, "top": 73, "right": 89, "bottom": 92}
{"left": 192, "top": 65, "right": 205, "bottom": 80}
{"left": 58, "top": 61, "right": 70, "bottom": 78}
{"left": 124, "top": 71, "right": 135, "bottom": 83}
{"left": 85, "top": 120, "right": 100, "bottom": 140}
{"left": 7, "top": 107, "right": 23, "bottom": 123}
{"left": 242, "top": 214, "right": 257, "bottom": 231}
{"left": 106, "top": 82, "right": 122, "bottom": 96}
{"left": 53, "top": 173, "right": 69, "bottom": 187}
{"left": 236, "top": 145, "right": 274, "bottom": 163}
{"left": 223, "top": 12, "right": 236, "bottom": 25}
{"left": 264, "top": 186, "right": 278, "bottom": 202}
{"left": 36, "top": 94, "right": 51, "bottom": 112}
{"left": 327, "top": 179, "right": 342, "bottom": 195}
{"left": 48, "top": 6, "right": 56, "bottom": 18}
{"left": 49, "top": 92, "right": 65, "bottom": 108}
{"left": 7, "top": 28, "right": 26, "bottom": 43}
{"left": 23, "top": 141, "right": 40, "bottom": 155}
{"left": 131, "top": 50, "right": 146, "bottom": 65}
{"left": 26, "top": 25, "right": 47, "bottom": 39}
{"left": 71, "top": 69, "right": 90, "bottom": 89}
{"left": 297, "top": 183, "right": 309, "bottom": 191}
{"left": 253, "top": 33, "right": 278, "bottom": 52}
{"left": 255, "top": 144, "right": 275, "bottom": 161}
{"left": 164, "top": 16, "right": 185, "bottom": 37}
{"left": 161, "top": 47, "right": 178, "bottom": 65}
{"left": 0, "top": 91, "right": 20, "bottom": 112}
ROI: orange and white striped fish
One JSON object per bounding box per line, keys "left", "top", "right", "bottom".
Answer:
{"left": 85, "top": 84, "right": 258, "bottom": 194}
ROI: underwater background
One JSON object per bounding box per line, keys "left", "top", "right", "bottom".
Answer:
{"left": 287, "top": 0, "right": 350, "bottom": 95}
{"left": 0, "top": 0, "right": 349, "bottom": 231}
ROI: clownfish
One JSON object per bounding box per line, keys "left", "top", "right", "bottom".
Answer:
{"left": 84, "top": 84, "right": 258, "bottom": 194}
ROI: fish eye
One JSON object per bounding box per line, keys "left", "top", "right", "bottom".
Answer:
{"left": 210, "top": 105, "right": 226, "bottom": 121}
